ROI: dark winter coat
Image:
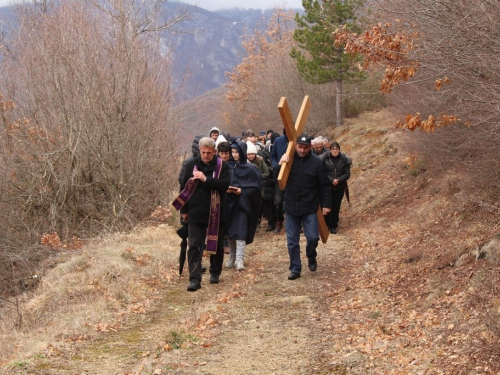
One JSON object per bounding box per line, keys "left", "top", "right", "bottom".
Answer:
{"left": 226, "top": 141, "right": 262, "bottom": 244}
{"left": 270, "top": 134, "right": 288, "bottom": 169}
{"left": 260, "top": 148, "right": 275, "bottom": 201}
{"left": 320, "top": 152, "right": 351, "bottom": 191}
{"left": 282, "top": 151, "right": 332, "bottom": 216}
{"left": 179, "top": 154, "right": 230, "bottom": 224}
{"left": 177, "top": 134, "right": 204, "bottom": 186}
{"left": 248, "top": 155, "right": 270, "bottom": 198}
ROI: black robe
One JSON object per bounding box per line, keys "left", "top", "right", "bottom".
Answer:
{"left": 227, "top": 141, "right": 262, "bottom": 244}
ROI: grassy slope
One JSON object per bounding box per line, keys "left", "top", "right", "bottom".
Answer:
{"left": 1, "top": 108, "right": 499, "bottom": 374}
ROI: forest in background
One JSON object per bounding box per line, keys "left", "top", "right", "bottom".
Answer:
{"left": 1, "top": 0, "right": 499, "bottom": 313}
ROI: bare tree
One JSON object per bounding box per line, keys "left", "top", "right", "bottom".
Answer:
{"left": 0, "top": 0, "right": 189, "bottom": 295}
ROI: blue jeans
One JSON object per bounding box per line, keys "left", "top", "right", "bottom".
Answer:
{"left": 285, "top": 212, "right": 319, "bottom": 274}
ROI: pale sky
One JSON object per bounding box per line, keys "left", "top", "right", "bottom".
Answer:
{"left": 0, "top": 0, "right": 304, "bottom": 10}
{"left": 187, "top": 0, "right": 303, "bottom": 11}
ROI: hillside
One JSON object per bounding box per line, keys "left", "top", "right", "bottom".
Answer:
{"left": 1, "top": 108, "right": 499, "bottom": 374}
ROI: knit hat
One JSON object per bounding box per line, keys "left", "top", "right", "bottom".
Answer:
{"left": 246, "top": 141, "right": 258, "bottom": 155}
{"left": 215, "top": 134, "right": 228, "bottom": 148}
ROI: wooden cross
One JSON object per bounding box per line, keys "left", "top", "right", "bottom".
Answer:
{"left": 277, "top": 96, "right": 329, "bottom": 244}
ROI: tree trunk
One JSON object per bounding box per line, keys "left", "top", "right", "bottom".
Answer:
{"left": 335, "top": 79, "right": 343, "bottom": 126}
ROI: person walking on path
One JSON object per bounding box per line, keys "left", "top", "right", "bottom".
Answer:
{"left": 278, "top": 134, "right": 331, "bottom": 280}
{"left": 246, "top": 141, "right": 270, "bottom": 230}
{"left": 176, "top": 135, "right": 208, "bottom": 275}
{"left": 320, "top": 141, "right": 351, "bottom": 234}
{"left": 173, "top": 137, "right": 230, "bottom": 292}
{"left": 260, "top": 136, "right": 276, "bottom": 231}
{"left": 217, "top": 140, "right": 232, "bottom": 254}
{"left": 225, "top": 141, "right": 262, "bottom": 271}
{"left": 209, "top": 127, "right": 220, "bottom": 141}
{"left": 270, "top": 130, "right": 288, "bottom": 233}
{"left": 312, "top": 136, "right": 328, "bottom": 156}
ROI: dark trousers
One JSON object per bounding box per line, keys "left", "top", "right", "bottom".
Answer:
{"left": 187, "top": 222, "right": 226, "bottom": 282}
{"left": 263, "top": 199, "right": 276, "bottom": 227}
{"left": 275, "top": 201, "right": 284, "bottom": 223}
{"left": 325, "top": 188, "right": 345, "bottom": 230}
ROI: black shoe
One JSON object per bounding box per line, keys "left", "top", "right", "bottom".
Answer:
{"left": 308, "top": 259, "right": 317, "bottom": 272}
{"left": 288, "top": 272, "right": 300, "bottom": 280}
{"left": 329, "top": 227, "right": 337, "bottom": 234}
{"left": 209, "top": 274, "right": 219, "bottom": 284}
{"left": 201, "top": 266, "right": 207, "bottom": 273}
{"left": 187, "top": 281, "right": 201, "bottom": 292}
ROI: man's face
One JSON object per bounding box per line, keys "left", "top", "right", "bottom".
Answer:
{"left": 231, "top": 148, "right": 240, "bottom": 161}
{"left": 247, "top": 135, "right": 257, "bottom": 143}
{"left": 296, "top": 143, "right": 312, "bottom": 158}
{"left": 210, "top": 132, "right": 219, "bottom": 141}
{"left": 218, "top": 151, "right": 230, "bottom": 162}
{"left": 313, "top": 143, "right": 323, "bottom": 153}
{"left": 200, "top": 146, "right": 215, "bottom": 164}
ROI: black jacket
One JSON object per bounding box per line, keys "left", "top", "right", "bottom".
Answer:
{"left": 283, "top": 151, "right": 332, "bottom": 216}
{"left": 320, "top": 152, "right": 351, "bottom": 191}
{"left": 179, "top": 155, "right": 230, "bottom": 223}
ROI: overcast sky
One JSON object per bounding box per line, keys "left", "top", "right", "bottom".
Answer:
{"left": 0, "top": 0, "right": 304, "bottom": 10}
{"left": 187, "top": 0, "right": 303, "bottom": 11}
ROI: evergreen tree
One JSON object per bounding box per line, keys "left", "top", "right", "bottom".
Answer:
{"left": 291, "top": 0, "right": 366, "bottom": 125}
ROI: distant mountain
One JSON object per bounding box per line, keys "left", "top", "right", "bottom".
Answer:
{"left": 165, "top": 3, "right": 281, "bottom": 99}
{"left": 0, "top": 2, "right": 300, "bottom": 99}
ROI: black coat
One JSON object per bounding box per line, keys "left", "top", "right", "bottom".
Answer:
{"left": 179, "top": 155, "right": 230, "bottom": 224}
{"left": 226, "top": 142, "right": 262, "bottom": 244}
{"left": 320, "top": 152, "right": 351, "bottom": 191}
{"left": 259, "top": 148, "right": 275, "bottom": 201}
{"left": 283, "top": 151, "right": 332, "bottom": 216}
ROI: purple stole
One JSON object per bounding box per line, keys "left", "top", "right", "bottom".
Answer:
{"left": 172, "top": 158, "right": 222, "bottom": 255}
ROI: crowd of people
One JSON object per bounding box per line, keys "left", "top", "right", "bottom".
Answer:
{"left": 172, "top": 126, "right": 351, "bottom": 291}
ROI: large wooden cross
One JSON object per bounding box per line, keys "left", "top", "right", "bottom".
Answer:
{"left": 277, "top": 96, "right": 329, "bottom": 244}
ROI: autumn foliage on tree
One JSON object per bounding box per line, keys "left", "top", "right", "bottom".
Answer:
{"left": 225, "top": 8, "right": 383, "bottom": 134}
{"left": 335, "top": 0, "right": 500, "bottom": 202}
{"left": 335, "top": 22, "right": 459, "bottom": 132}
{"left": 225, "top": 9, "right": 299, "bottom": 127}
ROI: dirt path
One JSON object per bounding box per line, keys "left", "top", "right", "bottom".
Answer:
{"left": 12, "top": 228, "right": 350, "bottom": 375}
{"left": 157, "top": 231, "right": 349, "bottom": 375}
{"left": 6, "top": 221, "right": 481, "bottom": 375}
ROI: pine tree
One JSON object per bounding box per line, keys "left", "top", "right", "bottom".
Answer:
{"left": 291, "top": 0, "right": 366, "bottom": 125}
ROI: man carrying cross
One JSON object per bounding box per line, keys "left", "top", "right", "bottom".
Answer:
{"left": 278, "top": 134, "right": 332, "bottom": 280}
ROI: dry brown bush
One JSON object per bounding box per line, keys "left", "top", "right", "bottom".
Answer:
{"left": 368, "top": 1, "right": 500, "bottom": 203}
{"left": 0, "top": 0, "right": 189, "bottom": 296}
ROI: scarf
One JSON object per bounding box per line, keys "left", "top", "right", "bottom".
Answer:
{"left": 172, "top": 158, "right": 222, "bottom": 254}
